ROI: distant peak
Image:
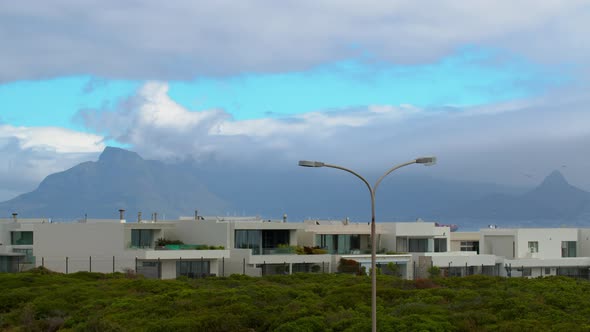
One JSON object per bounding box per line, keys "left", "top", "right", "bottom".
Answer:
{"left": 98, "top": 147, "right": 143, "bottom": 163}
{"left": 539, "top": 170, "right": 569, "bottom": 187}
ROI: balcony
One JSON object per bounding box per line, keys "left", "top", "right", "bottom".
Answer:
{"left": 252, "top": 246, "right": 329, "bottom": 255}
{"left": 155, "top": 244, "right": 225, "bottom": 250}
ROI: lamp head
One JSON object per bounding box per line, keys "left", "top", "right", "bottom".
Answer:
{"left": 416, "top": 156, "right": 437, "bottom": 166}
{"left": 298, "top": 160, "right": 325, "bottom": 167}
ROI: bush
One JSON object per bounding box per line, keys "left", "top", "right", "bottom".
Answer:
{"left": 428, "top": 266, "right": 441, "bottom": 278}
{"left": 155, "top": 238, "right": 184, "bottom": 246}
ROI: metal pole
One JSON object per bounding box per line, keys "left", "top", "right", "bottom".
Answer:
{"left": 42, "top": 257, "right": 44, "bottom": 268}
{"left": 158, "top": 258, "right": 161, "bottom": 279}
{"left": 243, "top": 258, "right": 246, "bottom": 275}
{"left": 90, "top": 256, "right": 92, "bottom": 273}
{"left": 370, "top": 191, "right": 377, "bottom": 332}
{"left": 300, "top": 158, "right": 434, "bottom": 332}
{"left": 222, "top": 257, "right": 225, "bottom": 277}
{"left": 66, "top": 257, "right": 69, "bottom": 274}
{"left": 113, "top": 256, "right": 115, "bottom": 273}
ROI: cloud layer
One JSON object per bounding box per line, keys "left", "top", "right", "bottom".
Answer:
{"left": 1, "top": 1, "right": 589, "bottom": 81}
{"left": 0, "top": 125, "right": 104, "bottom": 200}
{"left": 76, "top": 82, "right": 590, "bottom": 190}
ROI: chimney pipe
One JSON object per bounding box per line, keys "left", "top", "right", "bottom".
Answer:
{"left": 153, "top": 212, "right": 157, "bottom": 223}
{"left": 283, "top": 214, "right": 287, "bottom": 223}
{"left": 138, "top": 212, "right": 142, "bottom": 223}
{"left": 195, "top": 210, "right": 198, "bottom": 221}
{"left": 119, "top": 209, "right": 126, "bottom": 223}
{"left": 12, "top": 213, "right": 17, "bottom": 223}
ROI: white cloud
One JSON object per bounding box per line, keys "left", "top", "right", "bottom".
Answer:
{"left": 76, "top": 81, "right": 590, "bottom": 191}
{"left": 0, "top": 1, "right": 588, "bottom": 81}
{"left": 0, "top": 125, "right": 105, "bottom": 153}
{"left": 0, "top": 127, "right": 104, "bottom": 200}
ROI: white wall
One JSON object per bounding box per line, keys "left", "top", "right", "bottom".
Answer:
{"left": 577, "top": 229, "right": 590, "bottom": 257}
{"left": 33, "top": 223, "right": 138, "bottom": 273}
{"left": 482, "top": 235, "right": 514, "bottom": 258}
{"left": 516, "top": 228, "right": 578, "bottom": 259}
{"left": 172, "top": 220, "right": 230, "bottom": 248}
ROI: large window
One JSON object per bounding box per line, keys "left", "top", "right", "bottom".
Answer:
{"left": 528, "top": 241, "right": 539, "bottom": 253}
{"left": 131, "top": 229, "right": 155, "bottom": 248}
{"left": 316, "top": 234, "right": 361, "bottom": 254}
{"left": 0, "top": 256, "right": 18, "bottom": 273}
{"left": 235, "top": 230, "right": 261, "bottom": 254}
{"left": 235, "top": 230, "right": 291, "bottom": 254}
{"left": 11, "top": 231, "right": 33, "bottom": 245}
{"left": 176, "top": 260, "right": 210, "bottom": 278}
{"left": 460, "top": 241, "right": 479, "bottom": 253}
{"left": 262, "top": 230, "right": 290, "bottom": 250}
{"left": 12, "top": 249, "right": 35, "bottom": 264}
{"left": 562, "top": 241, "right": 576, "bottom": 257}
{"left": 409, "top": 239, "right": 429, "bottom": 252}
{"left": 434, "top": 239, "right": 447, "bottom": 252}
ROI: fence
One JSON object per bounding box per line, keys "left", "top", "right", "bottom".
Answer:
{"left": 19, "top": 255, "right": 332, "bottom": 279}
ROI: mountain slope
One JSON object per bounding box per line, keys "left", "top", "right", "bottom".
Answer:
{"left": 441, "top": 170, "right": 590, "bottom": 223}
{"left": 0, "top": 147, "right": 227, "bottom": 219}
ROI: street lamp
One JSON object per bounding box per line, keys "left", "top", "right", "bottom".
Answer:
{"left": 298, "top": 157, "right": 437, "bottom": 332}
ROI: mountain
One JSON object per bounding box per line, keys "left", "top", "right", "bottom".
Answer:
{"left": 2, "top": 147, "right": 588, "bottom": 228}
{"left": 440, "top": 170, "right": 590, "bottom": 226}
{"left": 0, "top": 147, "right": 227, "bottom": 219}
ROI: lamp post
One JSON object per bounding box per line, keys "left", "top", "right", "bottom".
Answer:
{"left": 299, "top": 157, "right": 437, "bottom": 332}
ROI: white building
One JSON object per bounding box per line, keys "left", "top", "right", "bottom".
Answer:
{"left": 3, "top": 213, "right": 590, "bottom": 280}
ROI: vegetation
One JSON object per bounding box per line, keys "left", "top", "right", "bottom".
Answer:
{"left": 295, "top": 245, "right": 328, "bottom": 255}
{"left": 155, "top": 238, "right": 225, "bottom": 250}
{"left": 3, "top": 268, "right": 590, "bottom": 331}
{"left": 155, "top": 238, "right": 184, "bottom": 246}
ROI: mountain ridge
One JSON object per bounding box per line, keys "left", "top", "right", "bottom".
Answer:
{"left": 1, "top": 147, "right": 589, "bottom": 228}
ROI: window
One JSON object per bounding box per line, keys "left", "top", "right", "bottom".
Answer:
{"left": 522, "top": 268, "right": 532, "bottom": 277}
{"left": 434, "top": 238, "right": 447, "bottom": 252}
{"left": 545, "top": 267, "right": 551, "bottom": 275}
{"left": 176, "top": 260, "right": 210, "bottom": 278}
{"left": 316, "top": 234, "right": 361, "bottom": 254}
{"left": 0, "top": 256, "right": 18, "bottom": 273}
{"left": 262, "top": 230, "right": 290, "bottom": 249}
{"left": 142, "top": 261, "right": 158, "bottom": 267}
{"left": 460, "top": 241, "right": 479, "bottom": 253}
{"left": 408, "top": 238, "right": 428, "bottom": 252}
{"left": 11, "top": 231, "right": 33, "bottom": 245}
{"left": 12, "top": 249, "right": 35, "bottom": 264}
{"left": 235, "top": 230, "right": 261, "bottom": 254}
{"left": 562, "top": 241, "right": 576, "bottom": 257}
{"left": 528, "top": 241, "right": 538, "bottom": 253}
{"left": 131, "top": 229, "right": 155, "bottom": 248}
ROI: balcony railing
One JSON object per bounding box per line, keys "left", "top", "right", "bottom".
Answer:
{"left": 155, "top": 244, "right": 225, "bottom": 250}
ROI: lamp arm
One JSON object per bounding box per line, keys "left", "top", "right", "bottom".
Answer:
{"left": 373, "top": 160, "right": 417, "bottom": 194}
{"left": 323, "top": 163, "right": 374, "bottom": 199}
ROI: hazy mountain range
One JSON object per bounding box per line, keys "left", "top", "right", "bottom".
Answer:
{"left": 1, "top": 147, "right": 589, "bottom": 229}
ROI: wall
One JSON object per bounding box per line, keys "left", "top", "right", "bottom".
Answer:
{"left": 482, "top": 235, "right": 514, "bottom": 258}
{"left": 578, "top": 229, "right": 590, "bottom": 257}
{"left": 33, "top": 223, "right": 137, "bottom": 273}
{"left": 172, "top": 220, "right": 230, "bottom": 248}
{"left": 516, "top": 228, "right": 578, "bottom": 259}
{"left": 450, "top": 232, "right": 479, "bottom": 252}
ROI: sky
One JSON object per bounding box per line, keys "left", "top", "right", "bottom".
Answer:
{"left": 1, "top": 1, "right": 590, "bottom": 201}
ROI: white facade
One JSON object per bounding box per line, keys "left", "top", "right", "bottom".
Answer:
{"left": 3, "top": 215, "right": 590, "bottom": 280}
